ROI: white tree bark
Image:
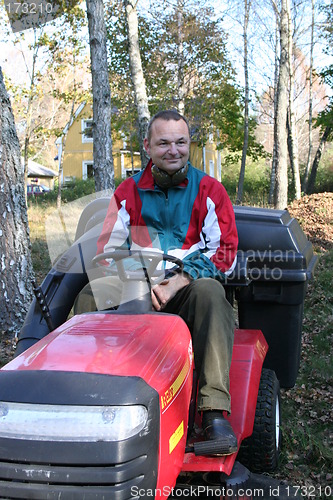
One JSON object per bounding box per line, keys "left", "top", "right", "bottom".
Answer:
{"left": 86, "top": 0, "right": 115, "bottom": 191}
{"left": 0, "top": 67, "right": 34, "bottom": 338}
{"left": 124, "top": 0, "right": 150, "bottom": 168}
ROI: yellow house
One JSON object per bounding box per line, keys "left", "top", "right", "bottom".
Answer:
{"left": 57, "top": 103, "right": 222, "bottom": 182}
{"left": 190, "top": 137, "right": 222, "bottom": 182}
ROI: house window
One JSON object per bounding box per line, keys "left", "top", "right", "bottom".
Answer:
{"left": 81, "top": 119, "right": 93, "bottom": 143}
{"left": 82, "top": 161, "right": 94, "bottom": 180}
{"left": 64, "top": 176, "right": 76, "bottom": 184}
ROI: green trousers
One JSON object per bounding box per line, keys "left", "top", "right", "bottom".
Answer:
{"left": 164, "top": 278, "right": 235, "bottom": 413}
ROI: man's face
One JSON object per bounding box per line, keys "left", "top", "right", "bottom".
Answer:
{"left": 144, "top": 118, "right": 190, "bottom": 174}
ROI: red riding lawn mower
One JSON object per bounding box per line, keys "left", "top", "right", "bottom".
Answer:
{"left": 0, "top": 199, "right": 317, "bottom": 499}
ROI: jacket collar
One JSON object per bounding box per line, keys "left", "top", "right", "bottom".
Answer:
{"left": 137, "top": 159, "right": 190, "bottom": 190}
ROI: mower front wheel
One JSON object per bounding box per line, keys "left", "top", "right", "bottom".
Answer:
{"left": 238, "top": 368, "right": 281, "bottom": 473}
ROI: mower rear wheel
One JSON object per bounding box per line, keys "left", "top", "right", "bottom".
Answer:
{"left": 238, "top": 368, "right": 281, "bottom": 473}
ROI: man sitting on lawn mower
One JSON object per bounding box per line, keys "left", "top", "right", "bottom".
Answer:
{"left": 97, "top": 110, "right": 239, "bottom": 455}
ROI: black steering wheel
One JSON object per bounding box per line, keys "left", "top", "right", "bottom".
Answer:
{"left": 92, "top": 248, "right": 184, "bottom": 283}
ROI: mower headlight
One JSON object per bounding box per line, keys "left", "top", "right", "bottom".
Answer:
{"left": 0, "top": 402, "right": 148, "bottom": 442}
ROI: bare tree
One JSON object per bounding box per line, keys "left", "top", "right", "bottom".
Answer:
{"left": 86, "top": 0, "right": 115, "bottom": 191}
{"left": 176, "top": 0, "right": 186, "bottom": 115}
{"left": 124, "top": 0, "right": 150, "bottom": 168}
{"left": 272, "top": 0, "right": 289, "bottom": 209}
{"left": 306, "top": 125, "right": 332, "bottom": 194}
{"left": 236, "top": 0, "right": 251, "bottom": 204}
{"left": 287, "top": 0, "right": 301, "bottom": 200}
{"left": 22, "top": 29, "right": 42, "bottom": 192}
{"left": 303, "top": 0, "right": 315, "bottom": 191}
{"left": 56, "top": 100, "right": 77, "bottom": 209}
{"left": 269, "top": 11, "right": 280, "bottom": 205}
{"left": 0, "top": 67, "right": 34, "bottom": 338}
{"left": 52, "top": 9, "right": 89, "bottom": 207}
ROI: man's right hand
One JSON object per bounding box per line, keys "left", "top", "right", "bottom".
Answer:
{"left": 151, "top": 273, "right": 191, "bottom": 311}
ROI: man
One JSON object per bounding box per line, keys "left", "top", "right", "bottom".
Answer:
{"left": 97, "top": 110, "right": 238, "bottom": 455}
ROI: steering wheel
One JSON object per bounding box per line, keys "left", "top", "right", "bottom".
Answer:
{"left": 92, "top": 249, "right": 184, "bottom": 283}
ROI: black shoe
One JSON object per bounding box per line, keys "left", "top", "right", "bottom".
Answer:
{"left": 193, "top": 411, "right": 238, "bottom": 457}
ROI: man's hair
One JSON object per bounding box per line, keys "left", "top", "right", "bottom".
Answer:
{"left": 146, "top": 110, "right": 190, "bottom": 143}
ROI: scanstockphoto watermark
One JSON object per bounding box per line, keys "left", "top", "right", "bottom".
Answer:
{"left": 4, "top": 0, "right": 77, "bottom": 33}
{"left": 131, "top": 484, "right": 333, "bottom": 498}
{"left": 130, "top": 485, "right": 266, "bottom": 497}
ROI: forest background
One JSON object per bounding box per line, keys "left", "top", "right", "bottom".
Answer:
{"left": 1, "top": 0, "right": 333, "bottom": 205}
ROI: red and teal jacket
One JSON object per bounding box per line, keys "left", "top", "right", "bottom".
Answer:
{"left": 97, "top": 160, "right": 238, "bottom": 280}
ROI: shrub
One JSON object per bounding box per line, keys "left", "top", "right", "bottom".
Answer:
{"left": 221, "top": 156, "right": 271, "bottom": 206}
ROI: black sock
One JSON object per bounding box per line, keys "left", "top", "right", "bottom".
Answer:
{"left": 202, "top": 410, "right": 223, "bottom": 428}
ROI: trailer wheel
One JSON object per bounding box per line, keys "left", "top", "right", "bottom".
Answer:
{"left": 238, "top": 368, "right": 281, "bottom": 473}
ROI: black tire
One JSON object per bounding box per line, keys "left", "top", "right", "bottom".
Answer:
{"left": 238, "top": 368, "right": 281, "bottom": 473}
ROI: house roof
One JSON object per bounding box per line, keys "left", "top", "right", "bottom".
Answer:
{"left": 23, "top": 158, "right": 57, "bottom": 178}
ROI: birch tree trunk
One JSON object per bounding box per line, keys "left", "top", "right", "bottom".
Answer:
{"left": 287, "top": 0, "right": 301, "bottom": 200}
{"left": 86, "top": 0, "right": 115, "bottom": 192}
{"left": 303, "top": 0, "right": 315, "bottom": 191}
{"left": 124, "top": 0, "right": 150, "bottom": 169}
{"left": 236, "top": 0, "right": 251, "bottom": 205}
{"left": 273, "top": 0, "right": 289, "bottom": 209}
{"left": 0, "top": 68, "right": 34, "bottom": 338}
{"left": 269, "top": 13, "right": 280, "bottom": 205}
{"left": 177, "top": 0, "right": 186, "bottom": 115}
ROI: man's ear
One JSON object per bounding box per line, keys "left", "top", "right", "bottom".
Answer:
{"left": 143, "top": 138, "right": 150, "bottom": 155}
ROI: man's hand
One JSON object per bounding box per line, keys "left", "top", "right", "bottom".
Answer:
{"left": 151, "top": 272, "right": 191, "bottom": 311}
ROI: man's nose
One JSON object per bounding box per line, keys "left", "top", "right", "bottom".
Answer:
{"left": 169, "top": 142, "right": 178, "bottom": 155}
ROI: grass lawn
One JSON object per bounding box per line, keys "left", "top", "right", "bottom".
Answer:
{"left": 276, "top": 250, "right": 333, "bottom": 494}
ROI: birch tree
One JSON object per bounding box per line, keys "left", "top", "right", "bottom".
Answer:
{"left": 86, "top": 0, "right": 115, "bottom": 191}
{"left": 176, "top": 0, "right": 186, "bottom": 115}
{"left": 273, "top": 0, "right": 289, "bottom": 209}
{"left": 269, "top": 12, "right": 280, "bottom": 205}
{"left": 303, "top": 0, "right": 315, "bottom": 191}
{"left": 124, "top": 0, "right": 150, "bottom": 169}
{"left": 287, "top": 0, "right": 301, "bottom": 200}
{"left": 0, "top": 68, "right": 34, "bottom": 338}
{"left": 236, "top": 0, "right": 251, "bottom": 204}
